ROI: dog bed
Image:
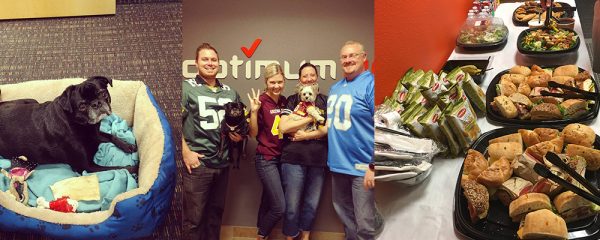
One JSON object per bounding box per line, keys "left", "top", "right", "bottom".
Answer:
{"left": 0, "top": 79, "right": 176, "bottom": 239}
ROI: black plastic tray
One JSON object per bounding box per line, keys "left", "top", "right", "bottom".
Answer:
{"left": 453, "top": 126, "right": 600, "bottom": 240}
{"left": 440, "top": 59, "right": 490, "bottom": 85}
{"left": 517, "top": 27, "right": 580, "bottom": 57}
{"left": 485, "top": 65, "right": 599, "bottom": 126}
{"left": 512, "top": 2, "right": 575, "bottom": 26}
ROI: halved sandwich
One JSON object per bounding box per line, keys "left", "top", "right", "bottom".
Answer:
{"left": 493, "top": 95, "right": 518, "bottom": 119}
{"left": 530, "top": 103, "right": 562, "bottom": 121}
{"left": 560, "top": 99, "right": 589, "bottom": 119}
{"left": 509, "top": 93, "right": 533, "bottom": 120}
{"left": 518, "top": 209, "right": 568, "bottom": 240}
{"left": 509, "top": 193, "right": 551, "bottom": 222}
{"left": 461, "top": 179, "right": 489, "bottom": 223}
{"left": 554, "top": 191, "right": 600, "bottom": 223}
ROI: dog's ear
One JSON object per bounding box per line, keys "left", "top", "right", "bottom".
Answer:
{"left": 294, "top": 82, "right": 304, "bottom": 94}
{"left": 89, "top": 76, "right": 113, "bottom": 89}
{"left": 223, "top": 102, "right": 230, "bottom": 112}
{"left": 311, "top": 83, "right": 319, "bottom": 94}
{"left": 59, "top": 85, "right": 75, "bottom": 113}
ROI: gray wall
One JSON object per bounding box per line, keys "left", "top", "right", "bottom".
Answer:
{"left": 182, "top": 0, "right": 374, "bottom": 232}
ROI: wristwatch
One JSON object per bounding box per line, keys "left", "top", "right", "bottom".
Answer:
{"left": 369, "top": 162, "right": 375, "bottom": 171}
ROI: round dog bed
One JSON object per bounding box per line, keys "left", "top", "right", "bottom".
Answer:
{"left": 0, "top": 79, "right": 176, "bottom": 239}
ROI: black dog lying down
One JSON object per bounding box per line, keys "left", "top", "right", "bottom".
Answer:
{"left": 217, "top": 101, "right": 248, "bottom": 170}
{"left": 0, "top": 76, "right": 138, "bottom": 174}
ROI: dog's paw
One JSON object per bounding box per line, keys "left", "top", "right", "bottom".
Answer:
{"left": 116, "top": 141, "right": 137, "bottom": 154}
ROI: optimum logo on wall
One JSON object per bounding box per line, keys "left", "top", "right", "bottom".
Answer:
{"left": 182, "top": 38, "right": 371, "bottom": 80}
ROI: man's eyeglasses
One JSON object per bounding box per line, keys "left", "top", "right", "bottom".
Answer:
{"left": 340, "top": 53, "right": 363, "bottom": 61}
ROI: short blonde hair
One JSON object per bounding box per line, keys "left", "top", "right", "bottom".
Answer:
{"left": 344, "top": 40, "right": 365, "bottom": 53}
{"left": 264, "top": 63, "right": 285, "bottom": 92}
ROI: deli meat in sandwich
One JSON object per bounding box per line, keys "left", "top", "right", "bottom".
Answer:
{"left": 519, "top": 209, "right": 568, "bottom": 240}
{"left": 461, "top": 179, "right": 489, "bottom": 223}
{"left": 554, "top": 191, "right": 600, "bottom": 223}
{"left": 561, "top": 99, "right": 589, "bottom": 119}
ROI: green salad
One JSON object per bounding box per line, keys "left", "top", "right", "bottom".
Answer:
{"left": 459, "top": 25, "right": 507, "bottom": 44}
{"left": 520, "top": 28, "right": 578, "bottom": 51}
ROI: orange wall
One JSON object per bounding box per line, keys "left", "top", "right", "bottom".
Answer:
{"left": 374, "top": 0, "right": 473, "bottom": 104}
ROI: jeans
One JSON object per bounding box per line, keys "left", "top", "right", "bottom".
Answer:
{"left": 331, "top": 172, "right": 374, "bottom": 240}
{"left": 182, "top": 164, "right": 229, "bottom": 240}
{"left": 281, "top": 163, "right": 326, "bottom": 237}
{"left": 254, "top": 154, "right": 285, "bottom": 238}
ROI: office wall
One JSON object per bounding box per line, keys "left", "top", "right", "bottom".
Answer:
{"left": 374, "top": 0, "right": 472, "bottom": 104}
{"left": 182, "top": 0, "right": 374, "bottom": 232}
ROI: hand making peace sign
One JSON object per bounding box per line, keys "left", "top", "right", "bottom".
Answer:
{"left": 247, "top": 88, "right": 262, "bottom": 113}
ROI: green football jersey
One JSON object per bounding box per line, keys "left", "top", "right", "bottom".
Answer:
{"left": 182, "top": 76, "right": 241, "bottom": 169}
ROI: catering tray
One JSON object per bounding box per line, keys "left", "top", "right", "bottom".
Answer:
{"left": 453, "top": 126, "right": 600, "bottom": 240}
{"left": 485, "top": 66, "right": 599, "bottom": 126}
{"left": 456, "top": 17, "right": 509, "bottom": 51}
{"left": 440, "top": 59, "right": 490, "bottom": 85}
{"left": 512, "top": 2, "right": 575, "bottom": 26}
{"left": 517, "top": 27, "right": 580, "bottom": 59}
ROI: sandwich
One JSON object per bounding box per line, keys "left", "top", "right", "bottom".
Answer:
{"left": 509, "top": 193, "right": 552, "bottom": 222}
{"left": 518, "top": 209, "right": 568, "bottom": 240}
{"left": 525, "top": 136, "right": 564, "bottom": 162}
{"left": 562, "top": 123, "right": 596, "bottom": 147}
{"left": 550, "top": 76, "right": 574, "bottom": 85}
{"left": 554, "top": 191, "right": 600, "bottom": 223}
{"left": 497, "top": 81, "right": 518, "bottom": 97}
{"left": 526, "top": 73, "right": 551, "bottom": 88}
{"left": 560, "top": 99, "right": 589, "bottom": 119}
{"left": 511, "top": 153, "right": 543, "bottom": 184}
{"left": 566, "top": 156, "right": 586, "bottom": 189}
{"left": 493, "top": 95, "right": 518, "bottom": 119}
{"left": 502, "top": 73, "right": 526, "bottom": 85}
{"left": 488, "top": 142, "right": 523, "bottom": 164}
{"left": 462, "top": 149, "right": 488, "bottom": 181}
{"left": 528, "top": 165, "right": 565, "bottom": 198}
{"left": 530, "top": 103, "right": 561, "bottom": 121}
{"left": 509, "top": 65, "right": 532, "bottom": 77}
{"left": 519, "top": 128, "right": 559, "bottom": 148}
{"left": 489, "top": 132, "right": 523, "bottom": 146}
{"left": 566, "top": 144, "right": 600, "bottom": 171}
{"left": 553, "top": 64, "right": 579, "bottom": 78}
{"left": 574, "top": 70, "right": 592, "bottom": 82}
{"left": 497, "top": 177, "right": 533, "bottom": 206}
{"left": 461, "top": 179, "right": 489, "bottom": 223}
{"left": 477, "top": 156, "right": 513, "bottom": 187}
{"left": 517, "top": 82, "right": 532, "bottom": 96}
{"left": 509, "top": 93, "right": 533, "bottom": 120}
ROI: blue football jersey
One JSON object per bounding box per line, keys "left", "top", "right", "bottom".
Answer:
{"left": 327, "top": 70, "right": 375, "bottom": 177}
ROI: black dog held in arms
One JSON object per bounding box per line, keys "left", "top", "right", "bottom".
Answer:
{"left": 217, "top": 101, "right": 249, "bottom": 170}
{"left": 0, "top": 76, "right": 138, "bottom": 174}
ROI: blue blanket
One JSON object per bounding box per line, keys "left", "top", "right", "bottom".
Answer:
{"left": 0, "top": 114, "right": 138, "bottom": 212}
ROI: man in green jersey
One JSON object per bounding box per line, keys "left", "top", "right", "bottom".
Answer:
{"left": 182, "top": 43, "right": 243, "bottom": 240}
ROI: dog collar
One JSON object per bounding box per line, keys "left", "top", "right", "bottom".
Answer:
{"left": 226, "top": 122, "right": 238, "bottom": 131}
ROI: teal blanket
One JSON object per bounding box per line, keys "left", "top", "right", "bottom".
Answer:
{"left": 0, "top": 114, "right": 138, "bottom": 212}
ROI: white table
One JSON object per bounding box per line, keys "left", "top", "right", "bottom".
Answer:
{"left": 375, "top": 1, "right": 596, "bottom": 239}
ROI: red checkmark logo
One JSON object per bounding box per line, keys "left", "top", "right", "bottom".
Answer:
{"left": 241, "top": 38, "right": 262, "bottom": 58}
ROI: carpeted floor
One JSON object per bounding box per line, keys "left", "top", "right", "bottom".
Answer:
{"left": 0, "top": 2, "right": 182, "bottom": 240}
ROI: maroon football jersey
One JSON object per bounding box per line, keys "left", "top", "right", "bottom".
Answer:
{"left": 255, "top": 93, "right": 286, "bottom": 161}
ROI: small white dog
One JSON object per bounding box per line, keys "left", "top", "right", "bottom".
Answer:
{"left": 289, "top": 83, "right": 324, "bottom": 131}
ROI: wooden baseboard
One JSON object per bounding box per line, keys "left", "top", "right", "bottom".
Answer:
{"left": 220, "top": 225, "right": 345, "bottom": 240}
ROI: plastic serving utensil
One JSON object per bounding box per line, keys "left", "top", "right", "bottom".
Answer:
{"left": 533, "top": 163, "right": 600, "bottom": 205}
{"left": 545, "top": 152, "right": 600, "bottom": 197}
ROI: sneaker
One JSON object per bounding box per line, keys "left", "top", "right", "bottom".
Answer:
{"left": 374, "top": 201, "right": 385, "bottom": 238}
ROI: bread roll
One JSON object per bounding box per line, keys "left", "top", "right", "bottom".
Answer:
{"left": 488, "top": 142, "right": 523, "bottom": 164}
{"left": 463, "top": 149, "right": 488, "bottom": 181}
{"left": 526, "top": 73, "right": 551, "bottom": 88}
{"left": 517, "top": 82, "right": 531, "bottom": 96}
{"left": 494, "top": 95, "right": 518, "bottom": 119}
{"left": 553, "top": 65, "right": 579, "bottom": 77}
{"left": 566, "top": 144, "right": 600, "bottom": 171}
{"left": 501, "top": 73, "right": 526, "bottom": 86}
{"left": 530, "top": 65, "right": 546, "bottom": 76}
{"left": 509, "top": 65, "right": 531, "bottom": 77}
{"left": 497, "top": 81, "right": 517, "bottom": 96}
{"left": 534, "top": 128, "right": 559, "bottom": 142}
{"left": 562, "top": 123, "right": 595, "bottom": 147}
{"left": 550, "top": 76, "right": 574, "bottom": 85}
{"left": 521, "top": 209, "right": 568, "bottom": 240}
{"left": 519, "top": 129, "right": 539, "bottom": 147}
{"left": 525, "top": 136, "right": 564, "bottom": 161}
{"left": 509, "top": 193, "right": 551, "bottom": 218}
{"left": 477, "top": 157, "right": 513, "bottom": 187}
{"left": 489, "top": 133, "right": 523, "bottom": 146}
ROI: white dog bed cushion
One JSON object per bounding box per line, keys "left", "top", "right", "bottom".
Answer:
{"left": 0, "top": 79, "right": 176, "bottom": 239}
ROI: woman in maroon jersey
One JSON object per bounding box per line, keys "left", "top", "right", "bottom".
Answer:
{"left": 247, "top": 63, "right": 287, "bottom": 240}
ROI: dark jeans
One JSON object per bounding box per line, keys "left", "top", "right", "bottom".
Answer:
{"left": 281, "top": 163, "right": 325, "bottom": 237}
{"left": 254, "top": 154, "right": 285, "bottom": 238}
{"left": 331, "top": 172, "right": 375, "bottom": 240}
{"left": 182, "top": 164, "right": 229, "bottom": 240}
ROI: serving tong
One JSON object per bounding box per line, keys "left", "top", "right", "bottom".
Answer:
{"left": 533, "top": 152, "right": 600, "bottom": 206}
{"left": 540, "top": 81, "right": 599, "bottom": 100}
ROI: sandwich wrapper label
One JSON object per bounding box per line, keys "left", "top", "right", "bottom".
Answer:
{"left": 447, "top": 99, "right": 481, "bottom": 152}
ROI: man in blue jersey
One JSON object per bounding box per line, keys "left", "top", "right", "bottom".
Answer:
{"left": 327, "top": 41, "right": 375, "bottom": 240}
